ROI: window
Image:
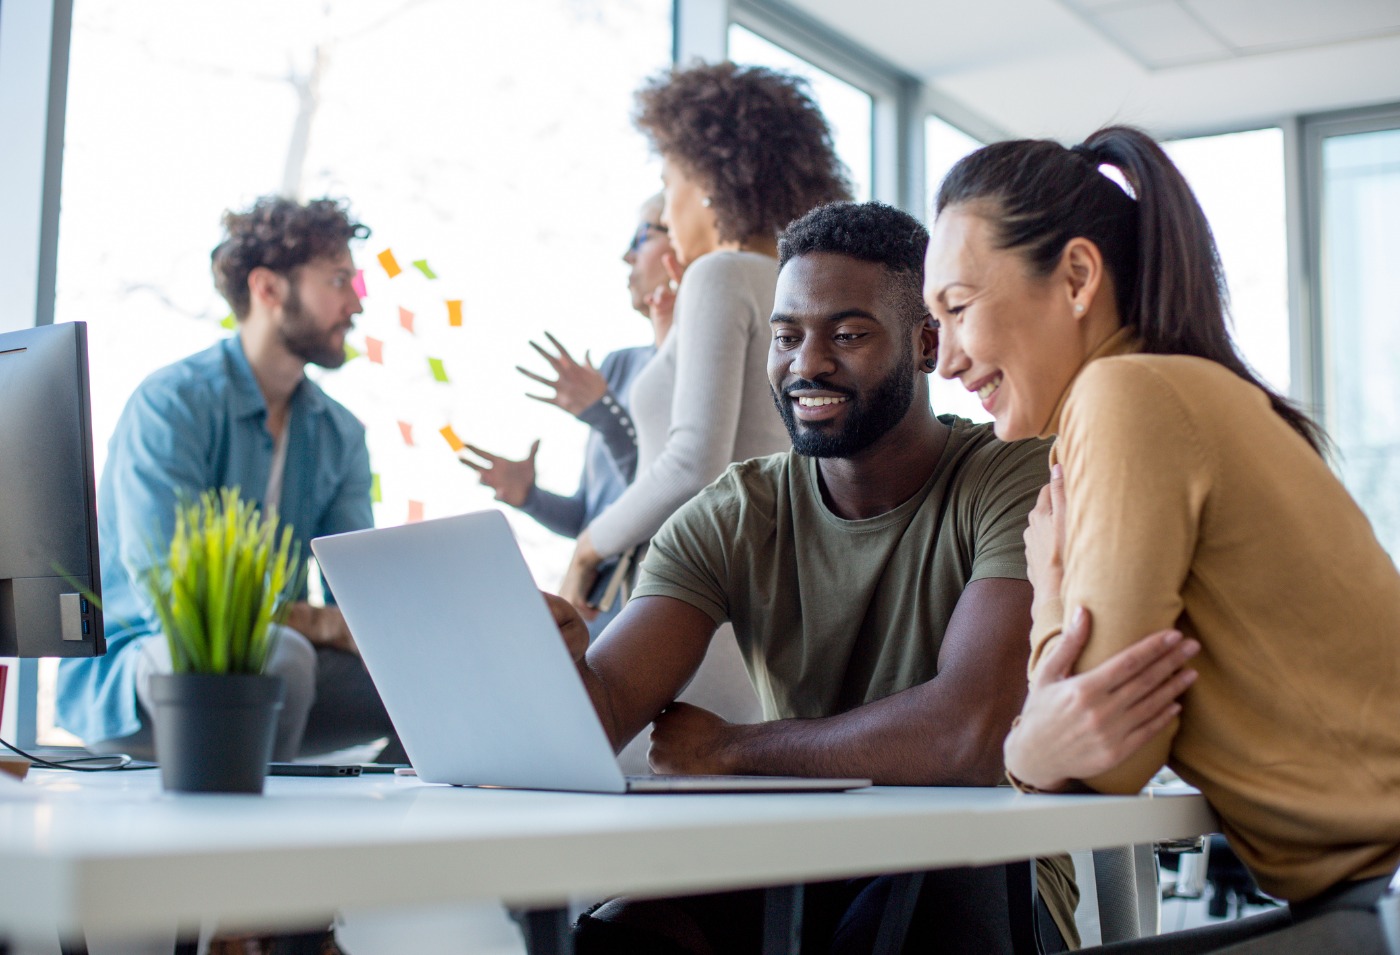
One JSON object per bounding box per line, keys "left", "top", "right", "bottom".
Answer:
{"left": 41, "top": 0, "right": 672, "bottom": 744}
{"left": 727, "top": 23, "right": 874, "bottom": 202}
{"left": 1313, "top": 120, "right": 1400, "bottom": 558}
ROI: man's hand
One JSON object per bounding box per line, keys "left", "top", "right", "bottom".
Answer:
{"left": 517, "top": 333, "right": 608, "bottom": 417}
{"left": 559, "top": 531, "right": 603, "bottom": 622}
{"left": 541, "top": 591, "right": 590, "bottom": 662}
{"left": 649, "top": 702, "right": 738, "bottom": 774}
{"left": 460, "top": 441, "right": 538, "bottom": 508}
{"left": 1003, "top": 607, "right": 1199, "bottom": 792}
{"left": 1024, "top": 463, "right": 1066, "bottom": 619}
{"left": 283, "top": 603, "right": 358, "bottom": 655}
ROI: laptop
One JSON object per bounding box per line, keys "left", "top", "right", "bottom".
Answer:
{"left": 311, "top": 510, "right": 870, "bottom": 794}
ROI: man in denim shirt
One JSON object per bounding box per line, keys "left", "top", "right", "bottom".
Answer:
{"left": 57, "top": 196, "right": 402, "bottom": 763}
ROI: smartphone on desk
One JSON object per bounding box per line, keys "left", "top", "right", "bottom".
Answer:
{"left": 266, "top": 763, "right": 361, "bottom": 777}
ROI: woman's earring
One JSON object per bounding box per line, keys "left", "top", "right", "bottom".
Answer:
{"left": 1074, "top": 302, "right": 1085, "bottom": 314}
{"left": 701, "top": 197, "right": 712, "bottom": 208}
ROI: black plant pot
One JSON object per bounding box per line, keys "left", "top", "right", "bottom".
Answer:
{"left": 150, "top": 673, "right": 285, "bottom": 794}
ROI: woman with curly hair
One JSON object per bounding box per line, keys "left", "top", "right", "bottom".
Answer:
{"left": 560, "top": 61, "right": 852, "bottom": 614}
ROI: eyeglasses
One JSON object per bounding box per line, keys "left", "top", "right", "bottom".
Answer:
{"left": 625, "top": 222, "right": 668, "bottom": 256}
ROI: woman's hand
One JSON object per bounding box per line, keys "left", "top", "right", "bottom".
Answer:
{"left": 517, "top": 332, "right": 608, "bottom": 416}
{"left": 1024, "top": 463, "right": 1066, "bottom": 619}
{"left": 460, "top": 441, "right": 538, "bottom": 508}
{"left": 1004, "top": 607, "right": 1200, "bottom": 792}
{"left": 559, "top": 530, "right": 604, "bottom": 622}
{"left": 646, "top": 252, "right": 685, "bottom": 346}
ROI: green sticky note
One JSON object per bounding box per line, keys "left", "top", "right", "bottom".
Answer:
{"left": 344, "top": 344, "right": 361, "bottom": 362}
{"left": 370, "top": 473, "right": 382, "bottom": 503}
{"left": 220, "top": 313, "right": 236, "bottom": 330}
{"left": 428, "top": 357, "right": 449, "bottom": 383}
{"left": 412, "top": 259, "right": 438, "bottom": 280}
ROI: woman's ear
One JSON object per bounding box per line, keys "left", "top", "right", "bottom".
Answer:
{"left": 1061, "top": 237, "right": 1105, "bottom": 320}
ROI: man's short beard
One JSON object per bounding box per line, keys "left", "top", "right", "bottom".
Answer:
{"left": 772, "top": 344, "right": 917, "bottom": 459}
{"left": 278, "top": 281, "right": 346, "bottom": 369}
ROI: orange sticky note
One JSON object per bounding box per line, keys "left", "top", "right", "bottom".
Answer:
{"left": 365, "top": 337, "right": 385, "bottom": 364}
{"left": 446, "top": 300, "right": 463, "bottom": 327}
{"left": 377, "top": 248, "right": 403, "bottom": 278}
{"left": 439, "top": 425, "right": 465, "bottom": 452}
{"left": 407, "top": 500, "right": 425, "bottom": 523}
{"left": 397, "top": 420, "right": 414, "bottom": 446}
{"left": 398, "top": 307, "right": 415, "bottom": 333}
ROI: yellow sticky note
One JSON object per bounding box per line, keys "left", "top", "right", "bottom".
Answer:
{"left": 377, "top": 248, "right": 403, "bottom": 278}
{"left": 219, "top": 313, "right": 237, "bottom": 331}
{"left": 343, "top": 344, "right": 361, "bottom": 362}
{"left": 428, "top": 357, "right": 449, "bottom": 383}
{"left": 413, "top": 259, "right": 438, "bottom": 280}
{"left": 370, "top": 473, "right": 382, "bottom": 503}
{"left": 439, "top": 425, "right": 465, "bottom": 452}
{"left": 446, "top": 300, "right": 463, "bottom": 327}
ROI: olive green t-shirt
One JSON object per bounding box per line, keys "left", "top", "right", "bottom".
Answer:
{"left": 634, "top": 416, "right": 1051, "bottom": 721}
{"left": 633, "top": 417, "right": 1080, "bottom": 948}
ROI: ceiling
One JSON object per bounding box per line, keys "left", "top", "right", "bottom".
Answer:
{"left": 781, "top": 0, "right": 1400, "bottom": 140}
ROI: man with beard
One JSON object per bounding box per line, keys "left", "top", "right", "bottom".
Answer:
{"left": 57, "top": 196, "right": 402, "bottom": 766}
{"left": 562, "top": 201, "right": 1078, "bottom": 954}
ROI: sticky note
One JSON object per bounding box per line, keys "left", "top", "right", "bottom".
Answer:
{"left": 407, "top": 500, "right": 425, "bottom": 523}
{"left": 428, "top": 357, "right": 449, "bottom": 383}
{"left": 366, "top": 337, "right": 385, "bottom": 364}
{"left": 413, "top": 259, "right": 438, "bottom": 280}
{"left": 446, "top": 300, "right": 463, "bottom": 327}
{"left": 398, "top": 307, "right": 415, "bottom": 333}
{"left": 397, "top": 420, "right": 414, "bottom": 446}
{"left": 377, "top": 249, "right": 403, "bottom": 278}
{"left": 343, "top": 344, "right": 361, "bottom": 362}
{"left": 219, "top": 313, "right": 237, "bottom": 331}
{"left": 439, "top": 425, "right": 465, "bottom": 452}
{"left": 351, "top": 269, "right": 367, "bottom": 298}
{"left": 370, "top": 473, "right": 382, "bottom": 504}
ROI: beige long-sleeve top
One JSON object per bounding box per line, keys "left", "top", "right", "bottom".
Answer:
{"left": 1029, "top": 329, "right": 1400, "bottom": 903}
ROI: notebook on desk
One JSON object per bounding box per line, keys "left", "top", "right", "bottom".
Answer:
{"left": 311, "top": 510, "right": 870, "bottom": 795}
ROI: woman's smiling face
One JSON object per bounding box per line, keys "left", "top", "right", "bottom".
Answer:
{"left": 924, "top": 204, "right": 1088, "bottom": 441}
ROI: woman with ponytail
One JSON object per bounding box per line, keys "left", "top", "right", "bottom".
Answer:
{"left": 925, "top": 126, "right": 1399, "bottom": 952}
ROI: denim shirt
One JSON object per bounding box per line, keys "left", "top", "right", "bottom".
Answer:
{"left": 56, "top": 336, "right": 373, "bottom": 743}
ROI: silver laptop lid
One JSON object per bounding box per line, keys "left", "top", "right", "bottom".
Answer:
{"left": 312, "top": 510, "right": 628, "bottom": 793}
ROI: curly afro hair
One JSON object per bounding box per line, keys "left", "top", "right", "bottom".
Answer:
{"left": 634, "top": 62, "right": 852, "bottom": 244}
{"left": 211, "top": 196, "right": 369, "bottom": 319}
{"left": 778, "top": 201, "right": 932, "bottom": 328}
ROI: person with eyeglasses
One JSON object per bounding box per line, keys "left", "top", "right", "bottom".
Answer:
{"left": 461, "top": 194, "right": 679, "bottom": 637}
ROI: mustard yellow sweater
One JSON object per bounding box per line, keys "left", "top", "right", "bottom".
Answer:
{"left": 1030, "top": 330, "right": 1400, "bottom": 903}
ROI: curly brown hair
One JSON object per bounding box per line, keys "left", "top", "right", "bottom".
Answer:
{"left": 634, "top": 62, "right": 852, "bottom": 244}
{"left": 211, "top": 196, "right": 370, "bottom": 319}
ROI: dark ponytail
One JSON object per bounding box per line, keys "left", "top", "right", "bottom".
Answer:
{"left": 936, "top": 125, "right": 1326, "bottom": 454}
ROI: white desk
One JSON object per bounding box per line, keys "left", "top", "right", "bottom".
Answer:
{"left": 0, "top": 769, "right": 1216, "bottom": 949}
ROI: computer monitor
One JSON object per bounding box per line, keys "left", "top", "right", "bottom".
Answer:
{"left": 0, "top": 322, "right": 104, "bottom": 657}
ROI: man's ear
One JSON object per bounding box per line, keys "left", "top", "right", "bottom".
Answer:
{"left": 247, "top": 266, "right": 288, "bottom": 313}
{"left": 918, "top": 314, "right": 939, "bottom": 374}
{"left": 1061, "top": 237, "right": 1105, "bottom": 319}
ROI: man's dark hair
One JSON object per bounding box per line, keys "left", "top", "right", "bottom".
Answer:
{"left": 634, "top": 62, "right": 852, "bottom": 244}
{"left": 211, "top": 196, "right": 370, "bottom": 319}
{"left": 778, "top": 201, "right": 931, "bottom": 328}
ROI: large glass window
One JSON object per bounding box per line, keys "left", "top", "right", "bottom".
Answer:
{"left": 42, "top": 0, "right": 672, "bottom": 744}
{"left": 727, "top": 23, "right": 874, "bottom": 202}
{"left": 1317, "top": 123, "right": 1400, "bottom": 558}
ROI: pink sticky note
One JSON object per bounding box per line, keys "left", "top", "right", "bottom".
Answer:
{"left": 351, "top": 269, "right": 367, "bottom": 299}
{"left": 397, "top": 420, "right": 414, "bottom": 446}
{"left": 407, "top": 500, "right": 425, "bottom": 523}
{"left": 366, "top": 337, "right": 385, "bottom": 364}
{"left": 398, "top": 307, "right": 415, "bottom": 334}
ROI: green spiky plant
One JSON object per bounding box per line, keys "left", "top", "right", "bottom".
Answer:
{"left": 142, "top": 488, "right": 305, "bottom": 674}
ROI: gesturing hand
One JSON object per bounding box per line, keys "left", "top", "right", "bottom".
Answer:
{"left": 650, "top": 702, "right": 733, "bottom": 775}
{"left": 1024, "top": 463, "right": 1066, "bottom": 618}
{"left": 1003, "top": 607, "right": 1199, "bottom": 792}
{"left": 460, "top": 441, "right": 538, "bottom": 508}
{"left": 517, "top": 332, "right": 608, "bottom": 417}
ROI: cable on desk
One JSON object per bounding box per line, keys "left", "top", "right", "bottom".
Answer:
{"left": 0, "top": 735, "right": 155, "bottom": 771}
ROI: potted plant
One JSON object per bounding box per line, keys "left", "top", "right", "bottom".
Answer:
{"left": 143, "top": 488, "right": 303, "bottom": 794}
